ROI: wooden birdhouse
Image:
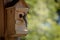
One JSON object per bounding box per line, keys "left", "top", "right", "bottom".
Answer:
{"left": 4, "top": 0, "right": 29, "bottom": 40}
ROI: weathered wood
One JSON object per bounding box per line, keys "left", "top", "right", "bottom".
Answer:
{"left": 5, "top": 7, "right": 16, "bottom": 40}
{"left": 0, "top": 0, "right": 4, "bottom": 37}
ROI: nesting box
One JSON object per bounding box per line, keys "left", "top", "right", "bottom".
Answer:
{"left": 5, "top": 0, "right": 29, "bottom": 40}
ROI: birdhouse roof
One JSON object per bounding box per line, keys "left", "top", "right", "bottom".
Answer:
{"left": 4, "top": 0, "right": 29, "bottom": 8}
{"left": 20, "top": 0, "right": 29, "bottom": 8}
{"left": 15, "top": 0, "right": 29, "bottom": 8}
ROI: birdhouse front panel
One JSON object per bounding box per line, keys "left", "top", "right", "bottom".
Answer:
{"left": 15, "top": 8, "right": 28, "bottom": 34}
{"left": 14, "top": 0, "right": 29, "bottom": 35}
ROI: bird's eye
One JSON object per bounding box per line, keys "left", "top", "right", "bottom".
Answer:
{"left": 19, "top": 14, "right": 23, "bottom": 18}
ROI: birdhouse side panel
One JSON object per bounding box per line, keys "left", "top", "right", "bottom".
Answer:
{"left": 6, "top": 7, "right": 15, "bottom": 35}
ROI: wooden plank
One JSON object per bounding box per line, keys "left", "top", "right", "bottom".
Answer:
{"left": 7, "top": 7, "right": 15, "bottom": 35}
{"left": 5, "top": 7, "right": 16, "bottom": 40}
{"left": 0, "top": 0, "right": 4, "bottom": 37}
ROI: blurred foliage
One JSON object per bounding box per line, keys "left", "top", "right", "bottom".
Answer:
{"left": 25, "top": 0, "right": 60, "bottom": 40}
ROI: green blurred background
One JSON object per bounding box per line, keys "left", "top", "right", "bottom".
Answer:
{"left": 22, "top": 0, "right": 60, "bottom": 40}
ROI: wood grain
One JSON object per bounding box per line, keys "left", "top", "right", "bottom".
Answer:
{"left": 0, "top": 0, "right": 4, "bottom": 37}
{"left": 5, "top": 7, "right": 16, "bottom": 40}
